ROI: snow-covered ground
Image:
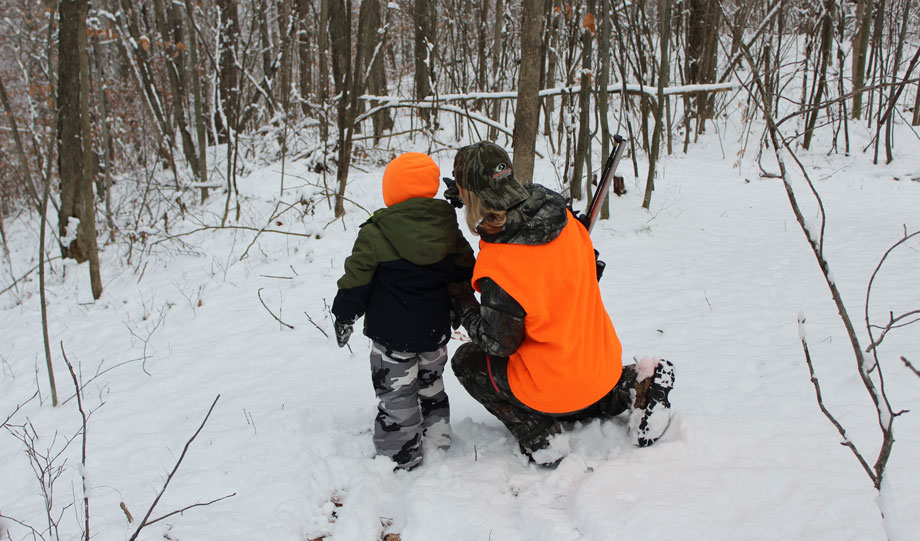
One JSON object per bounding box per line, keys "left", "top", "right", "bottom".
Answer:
{"left": 1, "top": 115, "right": 919, "bottom": 540}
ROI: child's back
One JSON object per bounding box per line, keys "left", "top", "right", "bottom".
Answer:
{"left": 331, "top": 152, "right": 474, "bottom": 469}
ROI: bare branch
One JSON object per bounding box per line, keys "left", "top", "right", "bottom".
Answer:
{"left": 258, "top": 288, "right": 295, "bottom": 330}
{"left": 144, "top": 493, "right": 236, "bottom": 527}
{"left": 896, "top": 354, "right": 918, "bottom": 376}
{"left": 304, "top": 311, "right": 329, "bottom": 338}
{"left": 60, "top": 344, "right": 90, "bottom": 541}
{"left": 128, "top": 395, "right": 221, "bottom": 541}
{"left": 799, "top": 319, "right": 877, "bottom": 484}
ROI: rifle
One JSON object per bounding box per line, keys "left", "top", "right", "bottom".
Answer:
{"left": 583, "top": 134, "right": 627, "bottom": 233}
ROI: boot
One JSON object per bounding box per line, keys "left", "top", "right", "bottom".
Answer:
{"left": 628, "top": 358, "right": 675, "bottom": 447}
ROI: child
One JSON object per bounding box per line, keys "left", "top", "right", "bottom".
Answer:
{"left": 331, "top": 152, "right": 475, "bottom": 470}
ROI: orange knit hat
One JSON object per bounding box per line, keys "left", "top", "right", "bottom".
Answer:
{"left": 382, "top": 152, "right": 440, "bottom": 207}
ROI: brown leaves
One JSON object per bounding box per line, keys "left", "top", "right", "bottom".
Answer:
{"left": 583, "top": 13, "right": 597, "bottom": 35}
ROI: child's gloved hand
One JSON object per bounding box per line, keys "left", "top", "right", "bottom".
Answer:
{"left": 334, "top": 319, "right": 354, "bottom": 347}
{"left": 442, "top": 177, "right": 464, "bottom": 208}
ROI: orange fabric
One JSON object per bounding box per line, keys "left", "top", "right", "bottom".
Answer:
{"left": 472, "top": 213, "right": 622, "bottom": 413}
{"left": 382, "top": 152, "right": 440, "bottom": 207}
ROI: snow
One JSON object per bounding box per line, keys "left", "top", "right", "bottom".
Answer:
{"left": 2, "top": 114, "right": 919, "bottom": 541}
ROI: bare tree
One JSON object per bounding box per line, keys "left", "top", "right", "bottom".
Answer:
{"left": 58, "top": 0, "right": 102, "bottom": 299}
{"left": 644, "top": 0, "right": 671, "bottom": 210}
{"left": 512, "top": 0, "right": 544, "bottom": 184}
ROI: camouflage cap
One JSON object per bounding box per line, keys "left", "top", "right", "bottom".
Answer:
{"left": 452, "top": 142, "right": 530, "bottom": 210}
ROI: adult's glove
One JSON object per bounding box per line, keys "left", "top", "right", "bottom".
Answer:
{"left": 334, "top": 319, "right": 354, "bottom": 348}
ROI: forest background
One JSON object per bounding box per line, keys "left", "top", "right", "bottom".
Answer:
{"left": 1, "top": 0, "right": 919, "bottom": 539}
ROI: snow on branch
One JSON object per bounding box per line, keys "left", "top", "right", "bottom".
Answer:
{"left": 359, "top": 81, "right": 741, "bottom": 105}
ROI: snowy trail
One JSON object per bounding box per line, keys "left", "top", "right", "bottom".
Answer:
{"left": 2, "top": 129, "right": 918, "bottom": 540}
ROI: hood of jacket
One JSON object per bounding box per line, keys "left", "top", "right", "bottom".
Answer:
{"left": 367, "top": 197, "right": 463, "bottom": 266}
{"left": 478, "top": 183, "right": 569, "bottom": 245}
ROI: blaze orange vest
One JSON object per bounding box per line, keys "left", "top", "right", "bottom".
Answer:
{"left": 472, "top": 212, "right": 622, "bottom": 413}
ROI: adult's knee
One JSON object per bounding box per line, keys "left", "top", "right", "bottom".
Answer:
{"left": 450, "top": 342, "right": 486, "bottom": 382}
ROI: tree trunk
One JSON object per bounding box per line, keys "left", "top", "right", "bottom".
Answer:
{"left": 361, "top": 0, "right": 393, "bottom": 139}
{"left": 489, "top": 0, "right": 505, "bottom": 141}
{"left": 413, "top": 0, "right": 434, "bottom": 126}
{"left": 851, "top": 0, "right": 873, "bottom": 119}
{"left": 598, "top": 0, "right": 612, "bottom": 219}
{"left": 153, "top": 0, "right": 199, "bottom": 173}
{"left": 318, "top": 0, "right": 330, "bottom": 141}
{"left": 883, "top": 0, "right": 913, "bottom": 163}
{"left": 571, "top": 0, "right": 595, "bottom": 201}
{"left": 59, "top": 0, "right": 102, "bottom": 299}
{"left": 686, "top": 0, "right": 719, "bottom": 131}
{"left": 215, "top": 0, "right": 241, "bottom": 142}
{"left": 802, "top": 0, "right": 834, "bottom": 151}
{"left": 296, "top": 0, "right": 314, "bottom": 115}
{"left": 644, "top": 0, "right": 670, "bottom": 209}
{"left": 185, "top": 0, "right": 209, "bottom": 202}
{"left": 512, "top": 0, "right": 544, "bottom": 185}
{"left": 913, "top": 79, "right": 920, "bottom": 126}
{"left": 0, "top": 72, "right": 41, "bottom": 210}
{"left": 278, "top": 0, "right": 294, "bottom": 116}
{"left": 542, "top": 0, "right": 560, "bottom": 139}
{"left": 329, "top": 0, "right": 352, "bottom": 216}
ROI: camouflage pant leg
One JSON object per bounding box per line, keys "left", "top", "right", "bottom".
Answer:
{"left": 450, "top": 342, "right": 559, "bottom": 455}
{"left": 417, "top": 346, "right": 451, "bottom": 450}
{"left": 370, "top": 342, "right": 423, "bottom": 468}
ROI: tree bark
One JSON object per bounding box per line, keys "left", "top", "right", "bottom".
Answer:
{"left": 512, "top": 0, "right": 544, "bottom": 185}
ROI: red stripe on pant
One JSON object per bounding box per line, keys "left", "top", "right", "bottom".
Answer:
{"left": 486, "top": 355, "right": 501, "bottom": 394}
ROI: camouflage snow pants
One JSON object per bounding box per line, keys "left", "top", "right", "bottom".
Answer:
{"left": 451, "top": 342, "right": 634, "bottom": 457}
{"left": 370, "top": 341, "right": 451, "bottom": 469}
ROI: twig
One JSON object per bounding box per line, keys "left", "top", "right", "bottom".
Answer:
{"left": 144, "top": 493, "right": 237, "bottom": 527}
{"left": 128, "top": 395, "right": 221, "bottom": 541}
{"left": 1, "top": 390, "right": 39, "bottom": 427}
{"left": 61, "top": 344, "right": 90, "bottom": 541}
{"left": 902, "top": 357, "right": 919, "bottom": 377}
{"left": 304, "top": 311, "right": 329, "bottom": 338}
{"left": 798, "top": 317, "right": 877, "bottom": 484}
{"left": 258, "top": 288, "right": 295, "bottom": 329}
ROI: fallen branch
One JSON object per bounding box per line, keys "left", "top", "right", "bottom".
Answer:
{"left": 258, "top": 288, "right": 295, "bottom": 330}
{"left": 304, "top": 311, "right": 329, "bottom": 338}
